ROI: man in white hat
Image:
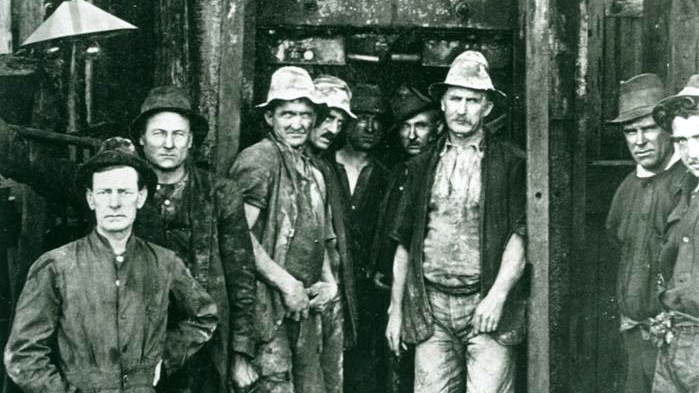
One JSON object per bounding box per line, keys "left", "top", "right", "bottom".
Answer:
{"left": 385, "top": 50, "right": 527, "bottom": 393}
{"left": 306, "top": 75, "right": 359, "bottom": 393}
{"left": 648, "top": 75, "right": 699, "bottom": 393}
{"left": 229, "top": 66, "right": 339, "bottom": 393}
{"left": 605, "top": 73, "right": 681, "bottom": 393}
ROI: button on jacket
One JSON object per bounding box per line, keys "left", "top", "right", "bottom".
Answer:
{"left": 4, "top": 231, "right": 218, "bottom": 393}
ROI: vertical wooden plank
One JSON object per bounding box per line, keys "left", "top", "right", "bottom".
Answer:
{"left": 643, "top": 0, "right": 671, "bottom": 85}
{"left": 668, "top": 0, "right": 698, "bottom": 94}
{"left": 215, "top": 0, "right": 257, "bottom": 175}
{"left": 585, "top": 0, "right": 604, "bottom": 160}
{"left": 525, "top": 0, "right": 550, "bottom": 391}
{"left": 617, "top": 17, "right": 643, "bottom": 80}
{"left": 0, "top": 0, "right": 11, "bottom": 53}
{"left": 153, "top": 0, "right": 192, "bottom": 88}
{"left": 192, "top": 0, "right": 223, "bottom": 165}
{"left": 11, "top": 0, "right": 44, "bottom": 47}
{"left": 570, "top": 1, "right": 600, "bottom": 391}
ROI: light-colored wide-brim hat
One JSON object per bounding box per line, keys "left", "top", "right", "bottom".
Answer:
{"left": 256, "top": 66, "right": 325, "bottom": 109}
{"left": 608, "top": 73, "right": 665, "bottom": 124}
{"left": 428, "top": 50, "right": 506, "bottom": 102}
{"left": 313, "top": 75, "right": 357, "bottom": 119}
{"left": 653, "top": 74, "right": 699, "bottom": 130}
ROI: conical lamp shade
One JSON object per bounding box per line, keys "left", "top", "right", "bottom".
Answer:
{"left": 21, "top": 0, "right": 137, "bottom": 47}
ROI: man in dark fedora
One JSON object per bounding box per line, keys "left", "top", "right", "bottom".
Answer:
{"left": 4, "top": 137, "right": 218, "bottom": 393}
{"left": 370, "top": 84, "right": 442, "bottom": 393}
{"left": 647, "top": 74, "right": 699, "bottom": 393}
{"left": 605, "top": 73, "right": 682, "bottom": 393}
{"left": 229, "top": 66, "right": 339, "bottom": 393}
{"left": 0, "top": 86, "right": 258, "bottom": 393}
{"left": 385, "top": 50, "right": 527, "bottom": 393}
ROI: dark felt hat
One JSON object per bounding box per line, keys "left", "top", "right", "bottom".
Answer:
{"left": 653, "top": 74, "right": 699, "bottom": 130}
{"left": 75, "top": 137, "right": 157, "bottom": 195}
{"left": 390, "top": 85, "right": 437, "bottom": 128}
{"left": 130, "top": 86, "right": 209, "bottom": 147}
{"left": 609, "top": 73, "right": 665, "bottom": 124}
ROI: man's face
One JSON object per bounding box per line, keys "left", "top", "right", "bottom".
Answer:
{"left": 347, "top": 112, "right": 385, "bottom": 151}
{"left": 398, "top": 111, "right": 440, "bottom": 156}
{"left": 622, "top": 114, "right": 673, "bottom": 172}
{"left": 672, "top": 115, "right": 699, "bottom": 177}
{"left": 265, "top": 99, "right": 316, "bottom": 148}
{"left": 140, "top": 111, "right": 193, "bottom": 172}
{"left": 310, "top": 108, "right": 347, "bottom": 151}
{"left": 86, "top": 166, "right": 147, "bottom": 235}
{"left": 440, "top": 87, "right": 493, "bottom": 137}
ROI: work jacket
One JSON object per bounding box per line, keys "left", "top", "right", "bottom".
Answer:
{"left": 0, "top": 119, "right": 257, "bottom": 391}
{"left": 3, "top": 231, "right": 218, "bottom": 393}
{"left": 391, "top": 132, "right": 527, "bottom": 346}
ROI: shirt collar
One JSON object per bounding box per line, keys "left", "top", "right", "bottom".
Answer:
{"left": 442, "top": 130, "right": 484, "bottom": 156}
{"left": 636, "top": 151, "right": 680, "bottom": 178}
{"left": 89, "top": 229, "right": 136, "bottom": 258}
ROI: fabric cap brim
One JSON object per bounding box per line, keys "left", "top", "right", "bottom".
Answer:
{"left": 607, "top": 105, "right": 655, "bottom": 124}
{"left": 428, "top": 82, "right": 507, "bottom": 104}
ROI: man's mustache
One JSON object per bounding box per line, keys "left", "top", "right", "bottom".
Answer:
{"left": 319, "top": 131, "right": 336, "bottom": 141}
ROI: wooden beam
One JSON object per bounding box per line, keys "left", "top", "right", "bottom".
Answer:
{"left": 215, "top": 0, "right": 256, "bottom": 176}
{"left": 153, "top": 0, "right": 191, "bottom": 88}
{"left": 11, "top": 0, "right": 44, "bottom": 46}
{"left": 0, "top": 0, "right": 11, "bottom": 53}
{"left": 525, "top": 0, "right": 550, "bottom": 390}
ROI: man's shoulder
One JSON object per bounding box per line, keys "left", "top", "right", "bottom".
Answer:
{"left": 28, "top": 237, "right": 87, "bottom": 275}
{"left": 232, "top": 138, "right": 282, "bottom": 173}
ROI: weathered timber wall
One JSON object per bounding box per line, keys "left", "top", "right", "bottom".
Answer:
{"left": 257, "top": 0, "right": 515, "bottom": 30}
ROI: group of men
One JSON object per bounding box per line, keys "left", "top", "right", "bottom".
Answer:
{"left": 0, "top": 48, "right": 528, "bottom": 393}
{"left": 609, "top": 72, "right": 699, "bottom": 393}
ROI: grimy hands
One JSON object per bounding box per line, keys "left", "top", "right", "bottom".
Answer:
{"left": 281, "top": 278, "right": 310, "bottom": 321}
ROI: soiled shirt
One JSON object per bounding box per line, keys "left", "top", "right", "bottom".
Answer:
{"left": 3, "top": 231, "right": 218, "bottom": 393}
{"left": 332, "top": 156, "right": 388, "bottom": 281}
{"left": 422, "top": 132, "right": 483, "bottom": 289}
{"left": 606, "top": 159, "right": 686, "bottom": 322}
{"left": 659, "top": 173, "right": 699, "bottom": 318}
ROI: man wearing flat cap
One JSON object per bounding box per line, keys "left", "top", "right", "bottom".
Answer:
{"left": 385, "top": 50, "right": 527, "bottom": 393}
{"left": 605, "top": 73, "right": 682, "bottom": 393}
{"left": 647, "top": 75, "right": 699, "bottom": 393}
{"left": 229, "top": 66, "right": 340, "bottom": 393}
{"left": 4, "top": 138, "right": 218, "bottom": 393}
{"left": 369, "top": 84, "right": 441, "bottom": 393}
{"left": 306, "top": 74, "right": 359, "bottom": 393}
{"left": 0, "top": 86, "right": 258, "bottom": 393}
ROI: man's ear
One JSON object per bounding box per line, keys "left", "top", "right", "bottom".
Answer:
{"left": 137, "top": 188, "right": 148, "bottom": 209}
{"left": 139, "top": 134, "right": 145, "bottom": 147}
{"left": 86, "top": 189, "right": 96, "bottom": 210}
{"left": 264, "top": 110, "right": 274, "bottom": 127}
{"left": 483, "top": 99, "right": 494, "bottom": 118}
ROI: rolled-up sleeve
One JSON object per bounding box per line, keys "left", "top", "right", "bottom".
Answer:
{"left": 228, "top": 146, "right": 274, "bottom": 209}
{"left": 4, "top": 259, "right": 77, "bottom": 393}
{"left": 162, "top": 257, "right": 219, "bottom": 375}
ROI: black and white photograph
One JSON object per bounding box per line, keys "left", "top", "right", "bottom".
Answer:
{"left": 0, "top": 0, "right": 695, "bottom": 392}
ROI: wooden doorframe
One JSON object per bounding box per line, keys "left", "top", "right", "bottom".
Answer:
{"left": 525, "top": 0, "right": 551, "bottom": 391}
